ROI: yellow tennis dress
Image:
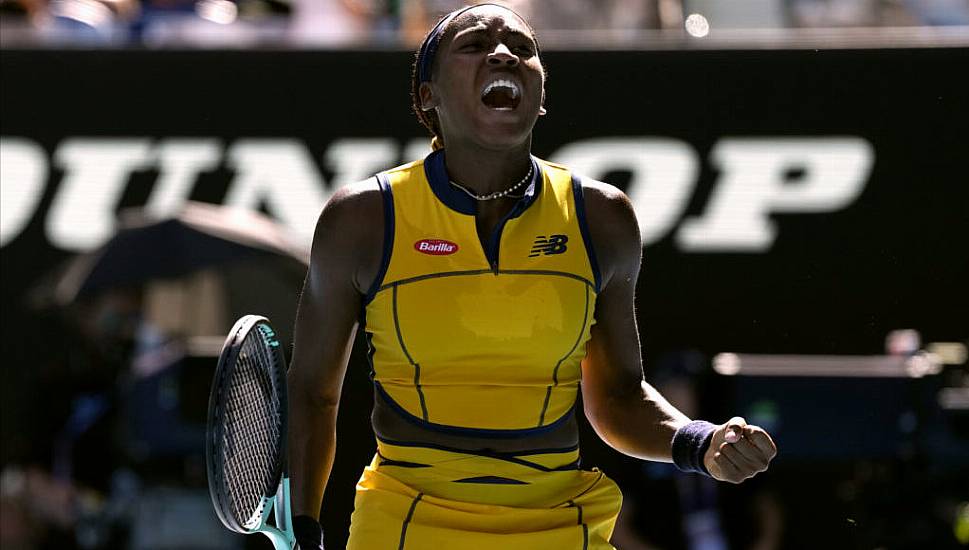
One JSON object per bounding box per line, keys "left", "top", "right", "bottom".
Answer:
{"left": 349, "top": 149, "right": 622, "bottom": 549}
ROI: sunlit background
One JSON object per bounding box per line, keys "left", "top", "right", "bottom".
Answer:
{"left": 1, "top": 1, "right": 967, "bottom": 549}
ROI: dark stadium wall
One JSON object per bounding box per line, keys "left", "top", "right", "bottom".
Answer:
{"left": 3, "top": 49, "right": 966, "bottom": 352}
{"left": 1, "top": 48, "right": 967, "bottom": 549}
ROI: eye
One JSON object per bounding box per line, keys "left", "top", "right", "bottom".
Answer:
{"left": 506, "top": 37, "right": 535, "bottom": 56}
{"left": 459, "top": 40, "right": 486, "bottom": 52}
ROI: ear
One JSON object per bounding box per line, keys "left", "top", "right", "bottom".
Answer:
{"left": 539, "top": 89, "right": 547, "bottom": 116}
{"left": 419, "top": 82, "right": 439, "bottom": 112}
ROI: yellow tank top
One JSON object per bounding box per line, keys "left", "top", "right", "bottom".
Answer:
{"left": 363, "top": 149, "right": 600, "bottom": 440}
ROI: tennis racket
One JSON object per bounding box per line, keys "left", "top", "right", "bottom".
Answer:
{"left": 206, "top": 315, "right": 294, "bottom": 550}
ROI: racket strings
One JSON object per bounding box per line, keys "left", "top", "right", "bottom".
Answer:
{"left": 220, "top": 331, "right": 284, "bottom": 527}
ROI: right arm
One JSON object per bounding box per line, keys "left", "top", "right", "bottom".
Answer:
{"left": 288, "top": 179, "right": 384, "bottom": 520}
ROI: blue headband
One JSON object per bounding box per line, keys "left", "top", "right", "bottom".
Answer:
{"left": 416, "top": 3, "right": 531, "bottom": 84}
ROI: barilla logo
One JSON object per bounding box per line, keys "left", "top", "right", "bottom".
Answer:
{"left": 414, "top": 239, "right": 459, "bottom": 256}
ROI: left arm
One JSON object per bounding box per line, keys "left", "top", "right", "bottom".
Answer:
{"left": 579, "top": 180, "right": 776, "bottom": 481}
{"left": 579, "top": 180, "right": 687, "bottom": 462}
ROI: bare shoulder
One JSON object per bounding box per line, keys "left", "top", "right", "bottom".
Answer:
{"left": 316, "top": 178, "right": 383, "bottom": 230}
{"left": 311, "top": 177, "right": 386, "bottom": 293}
{"left": 581, "top": 178, "right": 628, "bottom": 206}
{"left": 579, "top": 178, "right": 642, "bottom": 289}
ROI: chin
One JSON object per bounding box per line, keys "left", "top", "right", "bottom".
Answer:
{"left": 473, "top": 131, "right": 531, "bottom": 151}
{"left": 471, "top": 109, "right": 538, "bottom": 150}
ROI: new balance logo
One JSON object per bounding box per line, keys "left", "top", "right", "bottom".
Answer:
{"left": 529, "top": 235, "right": 569, "bottom": 257}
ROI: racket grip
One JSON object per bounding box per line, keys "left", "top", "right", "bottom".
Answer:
{"left": 275, "top": 477, "right": 294, "bottom": 539}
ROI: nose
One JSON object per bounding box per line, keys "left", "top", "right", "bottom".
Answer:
{"left": 487, "top": 43, "right": 519, "bottom": 66}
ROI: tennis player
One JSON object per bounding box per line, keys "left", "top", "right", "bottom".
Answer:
{"left": 287, "top": 4, "right": 777, "bottom": 549}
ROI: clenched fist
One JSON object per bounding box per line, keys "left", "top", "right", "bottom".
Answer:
{"left": 704, "top": 417, "right": 777, "bottom": 483}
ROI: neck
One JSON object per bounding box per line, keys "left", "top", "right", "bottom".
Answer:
{"left": 442, "top": 139, "right": 533, "bottom": 195}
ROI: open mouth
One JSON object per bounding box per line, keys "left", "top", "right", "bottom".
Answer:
{"left": 481, "top": 78, "right": 521, "bottom": 111}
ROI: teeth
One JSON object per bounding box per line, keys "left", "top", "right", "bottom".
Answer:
{"left": 482, "top": 78, "right": 520, "bottom": 99}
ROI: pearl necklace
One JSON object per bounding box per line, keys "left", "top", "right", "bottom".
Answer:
{"left": 449, "top": 163, "right": 534, "bottom": 201}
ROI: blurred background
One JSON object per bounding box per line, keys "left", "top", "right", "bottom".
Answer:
{"left": 1, "top": 1, "right": 967, "bottom": 549}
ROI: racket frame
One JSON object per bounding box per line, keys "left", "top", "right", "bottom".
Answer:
{"left": 206, "top": 315, "right": 295, "bottom": 550}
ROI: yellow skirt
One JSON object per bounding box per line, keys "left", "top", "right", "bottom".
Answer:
{"left": 346, "top": 441, "right": 622, "bottom": 549}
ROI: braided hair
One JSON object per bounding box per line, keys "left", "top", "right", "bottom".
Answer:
{"left": 411, "top": 42, "right": 447, "bottom": 151}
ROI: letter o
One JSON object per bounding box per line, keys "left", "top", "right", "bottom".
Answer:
{"left": 0, "top": 138, "right": 48, "bottom": 248}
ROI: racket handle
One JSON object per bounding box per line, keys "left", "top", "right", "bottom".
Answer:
{"left": 256, "top": 478, "right": 295, "bottom": 550}
{"left": 275, "top": 477, "right": 294, "bottom": 543}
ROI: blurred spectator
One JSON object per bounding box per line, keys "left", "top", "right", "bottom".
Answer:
{"left": 289, "top": 0, "right": 368, "bottom": 45}
{"left": 903, "top": 0, "right": 969, "bottom": 24}
{"left": 788, "top": 0, "right": 924, "bottom": 27}
{"left": 1, "top": 466, "right": 80, "bottom": 549}
{"left": 398, "top": 0, "right": 660, "bottom": 45}
{"left": 50, "top": 288, "right": 143, "bottom": 490}
{"left": 0, "top": 0, "right": 46, "bottom": 23}
{"left": 2, "top": 0, "right": 966, "bottom": 46}
{"left": 0, "top": 287, "right": 143, "bottom": 548}
{"left": 508, "top": 0, "right": 660, "bottom": 32}
{"left": 0, "top": 282, "right": 230, "bottom": 548}
{"left": 685, "top": 0, "right": 788, "bottom": 28}
{"left": 50, "top": 0, "right": 140, "bottom": 40}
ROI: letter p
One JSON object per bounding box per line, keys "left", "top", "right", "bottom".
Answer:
{"left": 677, "top": 137, "right": 873, "bottom": 251}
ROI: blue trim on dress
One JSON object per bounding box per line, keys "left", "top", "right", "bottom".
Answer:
{"left": 364, "top": 174, "right": 395, "bottom": 304}
{"left": 571, "top": 175, "right": 602, "bottom": 293}
{"left": 422, "top": 149, "right": 543, "bottom": 218}
{"left": 397, "top": 493, "right": 423, "bottom": 550}
{"left": 424, "top": 149, "right": 475, "bottom": 215}
{"left": 453, "top": 476, "right": 529, "bottom": 485}
{"left": 378, "top": 268, "right": 593, "bottom": 295}
{"left": 377, "top": 435, "right": 581, "bottom": 473}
